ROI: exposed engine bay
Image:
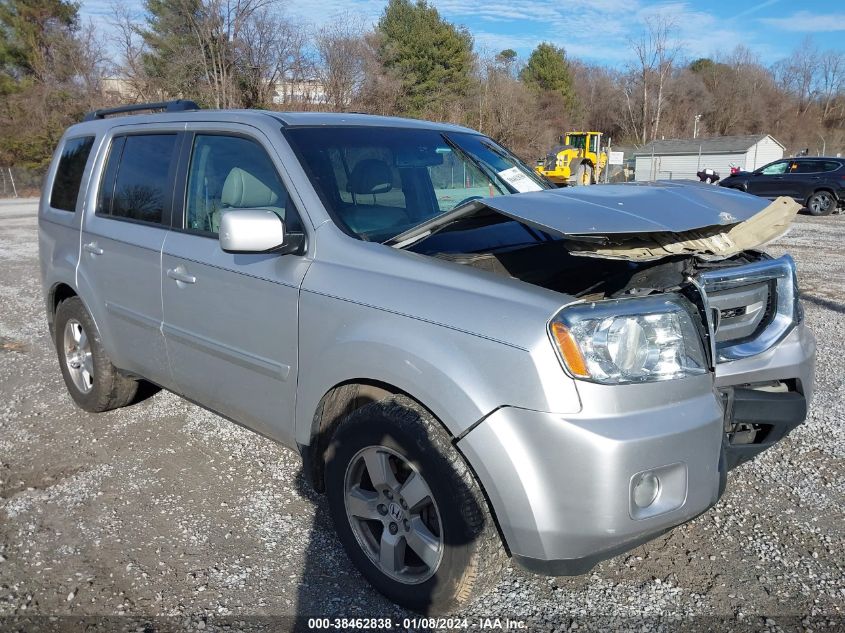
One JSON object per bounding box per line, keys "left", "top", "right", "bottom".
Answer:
{"left": 433, "top": 241, "right": 768, "bottom": 302}
{"left": 399, "top": 185, "right": 799, "bottom": 302}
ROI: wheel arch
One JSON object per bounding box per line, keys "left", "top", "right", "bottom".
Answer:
{"left": 47, "top": 281, "right": 78, "bottom": 336}
{"left": 301, "top": 379, "right": 445, "bottom": 493}
{"left": 806, "top": 186, "right": 838, "bottom": 204}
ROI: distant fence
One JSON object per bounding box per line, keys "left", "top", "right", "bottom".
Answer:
{"left": 0, "top": 167, "right": 43, "bottom": 198}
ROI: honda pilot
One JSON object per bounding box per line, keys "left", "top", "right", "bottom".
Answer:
{"left": 39, "top": 101, "right": 815, "bottom": 614}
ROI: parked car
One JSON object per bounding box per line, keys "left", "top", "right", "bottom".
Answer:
{"left": 719, "top": 156, "right": 845, "bottom": 216}
{"left": 39, "top": 101, "right": 815, "bottom": 615}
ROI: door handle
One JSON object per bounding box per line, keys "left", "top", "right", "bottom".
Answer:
{"left": 167, "top": 267, "right": 197, "bottom": 284}
{"left": 83, "top": 242, "right": 104, "bottom": 255}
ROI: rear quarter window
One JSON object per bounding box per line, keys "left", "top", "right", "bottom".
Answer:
{"left": 49, "top": 136, "right": 95, "bottom": 212}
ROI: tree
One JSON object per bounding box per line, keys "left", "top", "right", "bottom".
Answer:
{"left": 376, "top": 0, "right": 473, "bottom": 117}
{"left": 140, "top": 0, "right": 208, "bottom": 101}
{"left": 0, "top": 0, "right": 78, "bottom": 88}
{"left": 623, "top": 16, "right": 680, "bottom": 144}
{"left": 520, "top": 42, "right": 575, "bottom": 110}
{"left": 315, "top": 16, "right": 366, "bottom": 110}
{"left": 239, "top": 5, "right": 310, "bottom": 108}
{"left": 0, "top": 0, "right": 106, "bottom": 169}
{"left": 140, "top": 0, "right": 276, "bottom": 109}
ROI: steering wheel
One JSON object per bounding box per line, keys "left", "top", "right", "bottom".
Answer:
{"left": 452, "top": 195, "right": 483, "bottom": 210}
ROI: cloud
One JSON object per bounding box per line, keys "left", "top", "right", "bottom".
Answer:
{"left": 732, "top": 0, "right": 780, "bottom": 20}
{"left": 759, "top": 11, "right": 845, "bottom": 32}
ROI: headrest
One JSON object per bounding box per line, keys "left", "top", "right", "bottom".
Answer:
{"left": 348, "top": 159, "right": 392, "bottom": 195}
{"left": 221, "top": 167, "right": 279, "bottom": 208}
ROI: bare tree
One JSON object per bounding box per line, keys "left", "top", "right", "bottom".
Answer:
{"left": 239, "top": 5, "right": 311, "bottom": 108}
{"left": 625, "top": 16, "right": 681, "bottom": 143}
{"left": 315, "top": 16, "right": 367, "bottom": 110}
{"left": 355, "top": 32, "right": 405, "bottom": 116}
{"left": 110, "top": 2, "right": 156, "bottom": 101}
{"left": 818, "top": 50, "right": 844, "bottom": 122}
{"left": 775, "top": 36, "right": 819, "bottom": 115}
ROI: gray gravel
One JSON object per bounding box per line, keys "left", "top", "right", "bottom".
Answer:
{"left": 0, "top": 198, "right": 843, "bottom": 632}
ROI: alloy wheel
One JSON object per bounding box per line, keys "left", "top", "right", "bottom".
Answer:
{"left": 63, "top": 318, "right": 94, "bottom": 393}
{"left": 343, "top": 445, "right": 444, "bottom": 584}
{"left": 809, "top": 192, "right": 833, "bottom": 214}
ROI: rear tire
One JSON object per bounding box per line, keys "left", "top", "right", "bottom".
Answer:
{"left": 324, "top": 395, "right": 506, "bottom": 614}
{"left": 807, "top": 190, "right": 836, "bottom": 216}
{"left": 54, "top": 296, "right": 138, "bottom": 412}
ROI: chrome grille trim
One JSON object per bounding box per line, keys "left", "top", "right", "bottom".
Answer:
{"left": 696, "top": 255, "right": 799, "bottom": 363}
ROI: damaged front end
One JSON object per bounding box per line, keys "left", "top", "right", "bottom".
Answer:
{"left": 395, "top": 181, "right": 810, "bottom": 469}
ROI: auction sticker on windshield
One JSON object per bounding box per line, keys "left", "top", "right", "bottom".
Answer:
{"left": 497, "top": 166, "right": 543, "bottom": 192}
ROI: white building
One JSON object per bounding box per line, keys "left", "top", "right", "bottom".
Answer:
{"left": 633, "top": 134, "right": 785, "bottom": 181}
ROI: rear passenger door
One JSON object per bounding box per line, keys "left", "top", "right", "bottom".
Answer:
{"left": 161, "top": 126, "right": 310, "bottom": 445}
{"left": 78, "top": 128, "right": 182, "bottom": 387}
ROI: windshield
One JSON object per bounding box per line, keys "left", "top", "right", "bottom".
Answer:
{"left": 567, "top": 134, "right": 587, "bottom": 151}
{"left": 284, "top": 126, "right": 551, "bottom": 242}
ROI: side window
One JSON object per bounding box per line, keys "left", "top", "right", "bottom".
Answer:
{"left": 97, "top": 134, "right": 178, "bottom": 225}
{"left": 759, "top": 161, "right": 787, "bottom": 175}
{"left": 794, "top": 160, "right": 823, "bottom": 173}
{"left": 185, "top": 134, "right": 301, "bottom": 235}
{"left": 50, "top": 136, "right": 95, "bottom": 212}
{"left": 823, "top": 161, "right": 842, "bottom": 173}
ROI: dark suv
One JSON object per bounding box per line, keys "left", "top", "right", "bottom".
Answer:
{"left": 719, "top": 157, "right": 845, "bottom": 216}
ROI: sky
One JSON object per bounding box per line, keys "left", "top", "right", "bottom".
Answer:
{"left": 80, "top": 0, "right": 845, "bottom": 67}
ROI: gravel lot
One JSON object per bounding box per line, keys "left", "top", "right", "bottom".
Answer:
{"left": 1, "top": 197, "right": 843, "bottom": 632}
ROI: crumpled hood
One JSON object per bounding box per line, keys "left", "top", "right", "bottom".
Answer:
{"left": 388, "top": 181, "right": 800, "bottom": 261}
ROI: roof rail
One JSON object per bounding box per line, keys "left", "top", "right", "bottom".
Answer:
{"left": 82, "top": 99, "right": 201, "bottom": 122}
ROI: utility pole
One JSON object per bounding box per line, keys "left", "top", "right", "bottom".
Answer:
{"left": 693, "top": 114, "right": 702, "bottom": 139}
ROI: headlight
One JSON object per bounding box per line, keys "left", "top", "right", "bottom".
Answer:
{"left": 549, "top": 295, "right": 707, "bottom": 384}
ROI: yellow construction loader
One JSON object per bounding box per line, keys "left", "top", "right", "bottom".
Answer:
{"left": 535, "top": 131, "right": 608, "bottom": 186}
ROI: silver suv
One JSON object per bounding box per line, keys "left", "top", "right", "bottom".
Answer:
{"left": 39, "top": 101, "right": 815, "bottom": 614}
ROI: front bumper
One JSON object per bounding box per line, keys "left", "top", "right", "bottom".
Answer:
{"left": 457, "top": 323, "right": 815, "bottom": 575}
{"left": 457, "top": 380, "right": 725, "bottom": 574}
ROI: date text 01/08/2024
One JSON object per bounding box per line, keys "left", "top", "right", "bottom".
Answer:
{"left": 306, "top": 617, "right": 527, "bottom": 629}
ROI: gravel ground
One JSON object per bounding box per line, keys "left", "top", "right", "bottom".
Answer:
{"left": 0, "top": 198, "right": 843, "bottom": 632}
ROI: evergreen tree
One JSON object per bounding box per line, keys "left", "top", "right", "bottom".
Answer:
{"left": 0, "top": 0, "right": 79, "bottom": 92}
{"left": 520, "top": 42, "right": 576, "bottom": 110}
{"left": 0, "top": 0, "right": 98, "bottom": 170}
{"left": 377, "top": 0, "right": 473, "bottom": 117}
{"left": 140, "top": 0, "right": 208, "bottom": 102}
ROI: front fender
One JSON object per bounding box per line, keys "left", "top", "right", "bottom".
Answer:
{"left": 294, "top": 290, "right": 579, "bottom": 446}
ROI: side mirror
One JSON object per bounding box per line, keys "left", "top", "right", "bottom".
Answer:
{"left": 219, "top": 208, "right": 304, "bottom": 255}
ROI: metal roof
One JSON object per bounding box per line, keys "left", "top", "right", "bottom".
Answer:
{"left": 271, "top": 111, "right": 477, "bottom": 133}
{"left": 632, "top": 134, "right": 784, "bottom": 157}
{"left": 67, "top": 108, "right": 478, "bottom": 135}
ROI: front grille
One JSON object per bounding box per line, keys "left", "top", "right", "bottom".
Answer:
{"left": 707, "top": 280, "right": 774, "bottom": 345}
{"left": 694, "top": 256, "right": 799, "bottom": 363}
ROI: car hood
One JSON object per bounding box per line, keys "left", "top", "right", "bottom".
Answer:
{"left": 388, "top": 181, "right": 800, "bottom": 261}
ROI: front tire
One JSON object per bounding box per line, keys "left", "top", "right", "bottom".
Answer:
{"left": 571, "top": 162, "right": 593, "bottom": 186}
{"left": 807, "top": 190, "right": 836, "bottom": 216}
{"left": 54, "top": 296, "right": 138, "bottom": 412}
{"left": 324, "top": 396, "right": 505, "bottom": 614}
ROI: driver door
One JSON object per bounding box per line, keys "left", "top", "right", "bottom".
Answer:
{"left": 161, "top": 126, "right": 311, "bottom": 446}
{"left": 747, "top": 160, "right": 790, "bottom": 197}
